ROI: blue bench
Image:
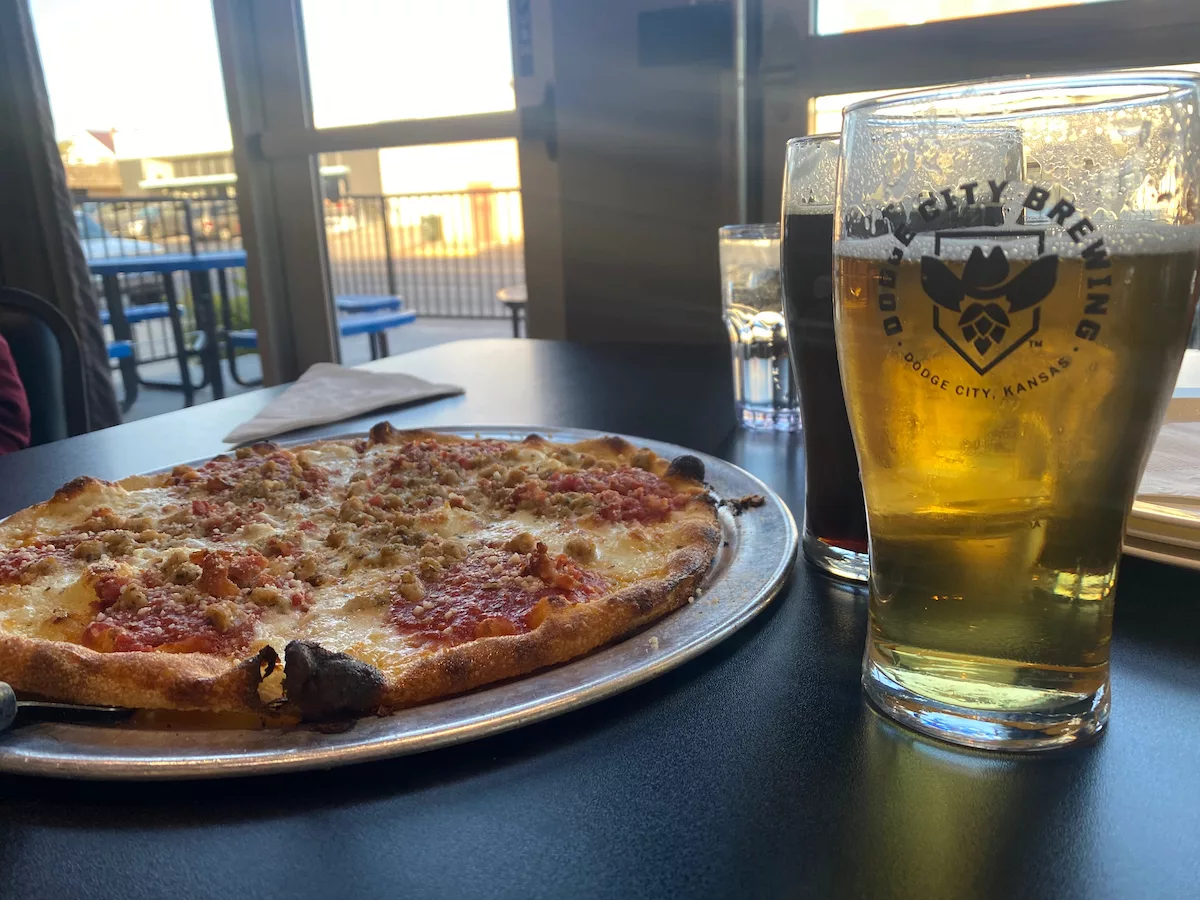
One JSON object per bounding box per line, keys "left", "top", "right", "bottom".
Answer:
{"left": 228, "top": 309, "right": 417, "bottom": 360}
{"left": 107, "top": 340, "right": 134, "bottom": 360}
{"left": 106, "top": 340, "right": 137, "bottom": 412}
{"left": 99, "top": 302, "right": 184, "bottom": 326}
{"left": 222, "top": 295, "right": 412, "bottom": 387}
{"left": 335, "top": 294, "right": 403, "bottom": 314}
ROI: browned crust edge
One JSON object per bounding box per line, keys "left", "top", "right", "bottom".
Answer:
{"left": 0, "top": 636, "right": 276, "bottom": 712}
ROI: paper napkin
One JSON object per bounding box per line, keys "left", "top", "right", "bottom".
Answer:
{"left": 223, "top": 362, "right": 463, "bottom": 445}
{"left": 1138, "top": 421, "right": 1200, "bottom": 507}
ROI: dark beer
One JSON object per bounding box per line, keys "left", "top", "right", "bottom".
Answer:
{"left": 782, "top": 211, "right": 869, "bottom": 570}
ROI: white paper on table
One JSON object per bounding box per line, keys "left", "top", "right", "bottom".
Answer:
{"left": 1138, "top": 421, "right": 1200, "bottom": 508}
{"left": 222, "top": 362, "right": 463, "bottom": 445}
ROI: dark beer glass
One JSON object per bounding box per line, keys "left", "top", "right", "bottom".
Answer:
{"left": 781, "top": 134, "right": 869, "bottom": 583}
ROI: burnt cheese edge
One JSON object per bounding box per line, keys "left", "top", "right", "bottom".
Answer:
{"left": 665, "top": 454, "right": 705, "bottom": 482}
{"left": 282, "top": 640, "right": 385, "bottom": 720}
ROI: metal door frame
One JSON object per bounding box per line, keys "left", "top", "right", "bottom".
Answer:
{"left": 211, "top": 0, "right": 524, "bottom": 382}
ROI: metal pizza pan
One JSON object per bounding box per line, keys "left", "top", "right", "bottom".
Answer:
{"left": 0, "top": 425, "right": 797, "bottom": 780}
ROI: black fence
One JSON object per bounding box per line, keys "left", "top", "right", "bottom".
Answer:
{"left": 75, "top": 195, "right": 243, "bottom": 258}
{"left": 75, "top": 189, "right": 525, "bottom": 320}
{"left": 74, "top": 196, "right": 251, "bottom": 373}
{"left": 326, "top": 190, "right": 524, "bottom": 319}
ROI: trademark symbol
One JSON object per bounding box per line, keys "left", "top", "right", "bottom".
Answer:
{"left": 1027, "top": 339, "right": 1043, "bottom": 348}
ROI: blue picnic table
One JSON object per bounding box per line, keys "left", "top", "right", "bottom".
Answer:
{"left": 88, "top": 250, "right": 248, "bottom": 407}
{"left": 90, "top": 250, "right": 414, "bottom": 404}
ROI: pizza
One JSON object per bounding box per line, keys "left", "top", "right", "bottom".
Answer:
{"left": 0, "top": 426, "right": 720, "bottom": 721}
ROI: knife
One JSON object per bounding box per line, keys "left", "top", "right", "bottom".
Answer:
{"left": 0, "top": 681, "right": 134, "bottom": 732}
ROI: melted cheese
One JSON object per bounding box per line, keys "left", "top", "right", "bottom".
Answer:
{"left": 285, "top": 510, "right": 692, "bottom": 676}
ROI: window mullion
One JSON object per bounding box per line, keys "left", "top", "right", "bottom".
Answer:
{"left": 212, "top": 0, "right": 337, "bottom": 383}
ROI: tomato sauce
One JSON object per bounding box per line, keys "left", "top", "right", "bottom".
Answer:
{"left": 391, "top": 544, "right": 606, "bottom": 646}
{"left": 513, "top": 466, "right": 689, "bottom": 522}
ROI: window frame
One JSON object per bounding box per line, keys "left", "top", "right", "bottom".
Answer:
{"left": 211, "top": 0, "right": 521, "bottom": 382}
{"left": 759, "top": 0, "right": 1200, "bottom": 219}
{"left": 212, "top": 0, "right": 1200, "bottom": 379}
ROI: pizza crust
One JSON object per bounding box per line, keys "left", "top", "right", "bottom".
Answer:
{"left": 377, "top": 525, "right": 717, "bottom": 709}
{"left": 0, "top": 634, "right": 275, "bottom": 711}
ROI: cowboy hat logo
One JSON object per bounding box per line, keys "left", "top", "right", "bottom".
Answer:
{"left": 921, "top": 242, "right": 1058, "bottom": 374}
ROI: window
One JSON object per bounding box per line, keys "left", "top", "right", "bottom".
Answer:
{"left": 301, "top": 0, "right": 516, "bottom": 129}
{"left": 809, "top": 89, "right": 905, "bottom": 135}
{"left": 810, "top": 63, "right": 1200, "bottom": 134}
{"left": 317, "top": 140, "right": 524, "bottom": 326}
{"left": 31, "top": 0, "right": 249, "bottom": 418}
{"left": 32, "top": 0, "right": 232, "bottom": 176}
{"left": 815, "top": 0, "right": 1116, "bottom": 36}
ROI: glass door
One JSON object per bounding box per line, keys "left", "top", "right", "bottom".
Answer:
{"left": 210, "top": 0, "right": 546, "bottom": 382}
{"left": 31, "top": 0, "right": 254, "bottom": 418}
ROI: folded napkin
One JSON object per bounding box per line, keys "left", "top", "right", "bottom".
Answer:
{"left": 223, "top": 362, "right": 463, "bottom": 445}
{"left": 1138, "top": 421, "right": 1200, "bottom": 507}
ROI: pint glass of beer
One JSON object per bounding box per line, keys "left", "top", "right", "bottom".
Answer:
{"left": 835, "top": 72, "right": 1200, "bottom": 750}
{"left": 781, "top": 135, "right": 869, "bottom": 582}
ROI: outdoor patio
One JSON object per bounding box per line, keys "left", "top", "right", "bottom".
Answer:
{"left": 115, "top": 316, "right": 511, "bottom": 421}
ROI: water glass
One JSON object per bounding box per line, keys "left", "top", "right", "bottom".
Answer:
{"left": 719, "top": 223, "right": 801, "bottom": 431}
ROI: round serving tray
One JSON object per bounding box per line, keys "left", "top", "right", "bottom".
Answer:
{"left": 0, "top": 426, "right": 797, "bottom": 780}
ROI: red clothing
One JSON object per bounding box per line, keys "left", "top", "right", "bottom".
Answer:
{"left": 0, "top": 334, "right": 31, "bottom": 454}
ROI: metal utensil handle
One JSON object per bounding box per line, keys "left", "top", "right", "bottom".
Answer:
{"left": 0, "top": 682, "right": 16, "bottom": 732}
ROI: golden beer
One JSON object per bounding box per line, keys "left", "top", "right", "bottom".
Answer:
{"left": 835, "top": 72, "right": 1200, "bottom": 749}
{"left": 837, "top": 237, "right": 1199, "bottom": 730}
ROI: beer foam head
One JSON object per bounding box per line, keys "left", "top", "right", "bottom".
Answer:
{"left": 834, "top": 220, "right": 1200, "bottom": 261}
{"left": 784, "top": 134, "right": 839, "bottom": 215}
{"left": 838, "top": 74, "right": 1200, "bottom": 238}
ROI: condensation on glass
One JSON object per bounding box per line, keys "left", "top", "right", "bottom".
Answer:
{"left": 781, "top": 135, "right": 869, "bottom": 582}
{"left": 835, "top": 71, "right": 1200, "bottom": 750}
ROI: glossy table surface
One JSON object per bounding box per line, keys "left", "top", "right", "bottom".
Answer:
{"left": 1, "top": 339, "right": 1198, "bottom": 900}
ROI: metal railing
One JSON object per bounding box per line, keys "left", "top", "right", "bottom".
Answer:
{"left": 75, "top": 189, "right": 525, "bottom": 320}
{"left": 73, "top": 197, "right": 251, "bottom": 369}
{"left": 326, "top": 190, "right": 524, "bottom": 319}
{"left": 74, "top": 195, "right": 243, "bottom": 258}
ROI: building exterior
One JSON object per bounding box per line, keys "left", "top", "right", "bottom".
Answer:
{"left": 61, "top": 130, "right": 522, "bottom": 253}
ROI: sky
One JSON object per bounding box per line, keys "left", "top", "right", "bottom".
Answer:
{"left": 30, "top": 0, "right": 515, "bottom": 155}
{"left": 815, "top": 0, "right": 1111, "bottom": 34}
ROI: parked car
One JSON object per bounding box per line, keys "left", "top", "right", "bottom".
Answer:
{"left": 75, "top": 209, "right": 166, "bottom": 259}
{"left": 81, "top": 201, "right": 192, "bottom": 242}
{"left": 193, "top": 199, "right": 241, "bottom": 242}
{"left": 75, "top": 210, "right": 172, "bottom": 305}
{"left": 122, "top": 203, "right": 194, "bottom": 240}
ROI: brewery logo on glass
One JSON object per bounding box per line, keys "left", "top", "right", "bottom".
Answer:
{"left": 871, "top": 180, "right": 1114, "bottom": 395}
{"left": 921, "top": 231, "right": 1058, "bottom": 375}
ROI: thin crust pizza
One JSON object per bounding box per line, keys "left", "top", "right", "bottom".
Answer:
{"left": 0, "top": 426, "right": 719, "bottom": 720}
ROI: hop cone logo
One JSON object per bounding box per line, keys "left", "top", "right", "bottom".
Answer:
{"left": 921, "top": 245, "right": 1058, "bottom": 364}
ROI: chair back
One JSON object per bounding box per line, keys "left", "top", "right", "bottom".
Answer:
{"left": 0, "top": 287, "right": 89, "bottom": 445}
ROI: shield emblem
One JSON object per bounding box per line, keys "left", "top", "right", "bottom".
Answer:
{"left": 920, "top": 230, "right": 1058, "bottom": 375}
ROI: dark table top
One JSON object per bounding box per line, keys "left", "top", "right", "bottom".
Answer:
{"left": 1, "top": 339, "right": 1198, "bottom": 900}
